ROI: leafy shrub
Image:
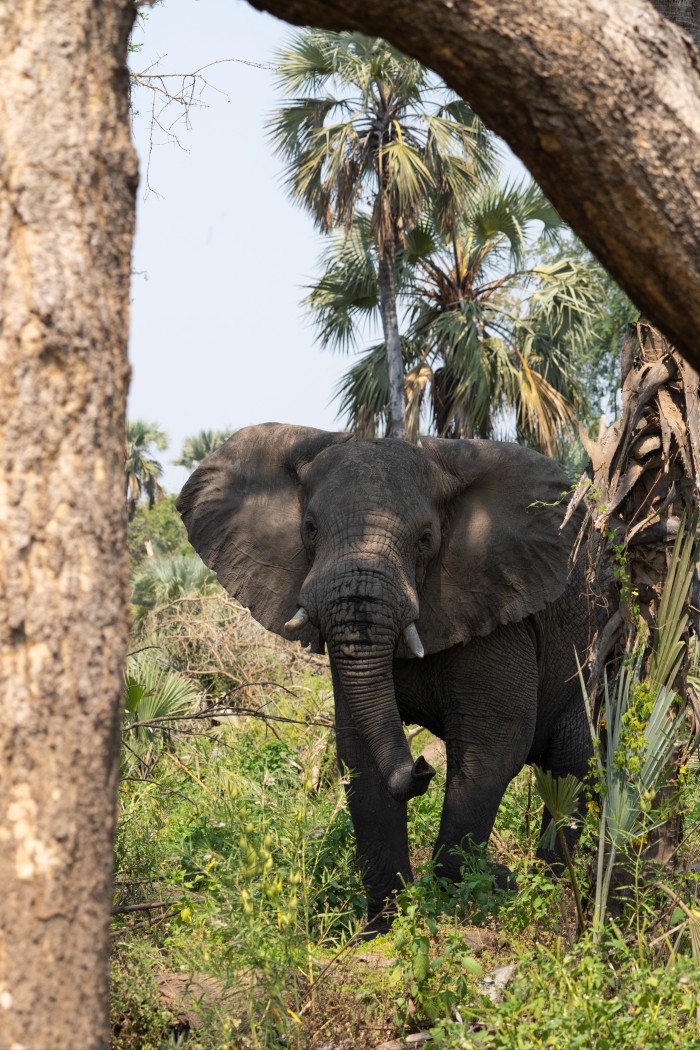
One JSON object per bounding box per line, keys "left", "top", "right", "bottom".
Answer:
{"left": 430, "top": 937, "right": 699, "bottom": 1049}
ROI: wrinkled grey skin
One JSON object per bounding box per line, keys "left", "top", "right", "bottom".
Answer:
{"left": 177, "top": 424, "right": 593, "bottom": 932}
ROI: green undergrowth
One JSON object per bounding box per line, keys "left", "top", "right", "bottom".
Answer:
{"left": 112, "top": 609, "right": 700, "bottom": 1048}
{"left": 112, "top": 688, "right": 700, "bottom": 1047}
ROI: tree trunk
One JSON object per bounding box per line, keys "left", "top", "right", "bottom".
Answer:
{"left": 249, "top": 0, "right": 700, "bottom": 375}
{"left": 0, "top": 3, "right": 137, "bottom": 1047}
{"left": 575, "top": 322, "right": 700, "bottom": 862}
{"left": 376, "top": 197, "right": 407, "bottom": 440}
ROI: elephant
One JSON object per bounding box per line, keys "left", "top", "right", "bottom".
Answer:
{"left": 176, "top": 423, "right": 593, "bottom": 933}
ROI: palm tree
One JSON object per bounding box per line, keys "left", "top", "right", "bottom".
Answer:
{"left": 131, "top": 552, "right": 218, "bottom": 619}
{"left": 173, "top": 428, "right": 234, "bottom": 471}
{"left": 269, "top": 29, "right": 493, "bottom": 440}
{"left": 308, "top": 176, "right": 605, "bottom": 455}
{"left": 125, "top": 420, "right": 168, "bottom": 520}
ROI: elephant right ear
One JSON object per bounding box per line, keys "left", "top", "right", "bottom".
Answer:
{"left": 176, "top": 423, "right": 350, "bottom": 650}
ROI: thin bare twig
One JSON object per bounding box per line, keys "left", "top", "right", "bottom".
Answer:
{"left": 112, "top": 900, "right": 177, "bottom": 916}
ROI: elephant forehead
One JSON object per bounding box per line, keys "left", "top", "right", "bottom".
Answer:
{"left": 304, "top": 439, "right": 436, "bottom": 499}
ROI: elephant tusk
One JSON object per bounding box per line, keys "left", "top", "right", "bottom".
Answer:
{"left": 284, "top": 607, "right": 310, "bottom": 635}
{"left": 403, "top": 622, "right": 424, "bottom": 659}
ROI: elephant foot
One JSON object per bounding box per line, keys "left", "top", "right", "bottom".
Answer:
{"left": 490, "top": 860, "right": 517, "bottom": 892}
{"left": 360, "top": 896, "right": 399, "bottom": 939}
{"left": 434, "top": 846, "right": 517, "bottom": 893}
{"left": 358, "top": 915, "right": 392, "bottom": 941}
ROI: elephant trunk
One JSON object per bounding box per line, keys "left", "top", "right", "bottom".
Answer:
{"left": 328, "top": 639, "right": 435, "bottom": 804}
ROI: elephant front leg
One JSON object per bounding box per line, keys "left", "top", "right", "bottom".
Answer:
{"left": 432, "top": 764, "right": 517, "bottom": 888}
{"left": 433, "top": 633, "right": 537, "bottom": 887}
{"left": 331, "top": 671, "right": 412, "bottom": 936}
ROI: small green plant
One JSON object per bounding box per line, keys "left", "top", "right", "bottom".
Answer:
{"left": 111, "top": 943, "right": 177, "bottom": 1050}
{"left": 389, "top": 883, "right": 483, "bottom": 1024}
{"left": 387, "top": 851, "right": 506, "bottom": 1026}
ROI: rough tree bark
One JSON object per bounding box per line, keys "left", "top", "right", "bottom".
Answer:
{"left": 0, "top": 3, "right": 137, "bottom": 1048}
{"left": 250, "top": 0, "right": 700, "bottom": 374}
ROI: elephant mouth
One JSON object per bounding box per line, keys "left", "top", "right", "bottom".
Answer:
{"left": 286, "top": 605, "right": 425, "bottom": 660}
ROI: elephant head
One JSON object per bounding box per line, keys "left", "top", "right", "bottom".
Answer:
{"left": 176, "top": 423, "right": 573, "bottom": 804}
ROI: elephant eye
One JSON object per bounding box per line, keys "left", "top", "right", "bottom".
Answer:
{"left": 417, "top": 528, "right": 432, "bottom": 552}
{"left": 303, "top": 517, "right": 318, "bottom": 543}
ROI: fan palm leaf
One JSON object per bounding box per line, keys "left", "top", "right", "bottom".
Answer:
{"left": 132, "top": 553, "right": 218, "bottom": 617}
{"left": 122, "top": 652, "right": 203, "bottom": 776}
{"left": 174, "top": 429, "right": 234, "bottom": 471}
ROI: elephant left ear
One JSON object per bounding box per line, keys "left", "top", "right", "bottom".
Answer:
{"left": 175, "top": 423, "right": 350, "bottom": 652}
{"left": 418, "top": 437, "right": 577, "bottom": 652}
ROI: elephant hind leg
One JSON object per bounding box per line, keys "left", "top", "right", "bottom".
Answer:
{"left": 535, "top": 700, "right": 592, "bottom": 868}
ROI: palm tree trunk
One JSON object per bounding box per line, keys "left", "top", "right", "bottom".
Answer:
{"left": 377, "top": 193, "right": 407, "bottom": 441}
{"left": 579, "top": 320, "right": 700, "bottom": 862}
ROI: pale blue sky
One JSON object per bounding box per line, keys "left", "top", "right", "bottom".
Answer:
{"left": 128, "top": 0, "right": 528, "bottom": 491}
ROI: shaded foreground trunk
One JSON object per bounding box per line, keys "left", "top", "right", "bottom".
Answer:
{"left": 249, "top": 0, "right": 700, "bottom": 374}
{"left": 0, "top": 3, "right": 137, "bottom": 1047}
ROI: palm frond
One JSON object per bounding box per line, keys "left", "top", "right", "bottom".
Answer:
{"left": 174, "top": 429, "right": 234, "bottom": 470}
{"left": 335, "top": 343, "right": 391, "bottom": 436}
{"left": 648, "top": 514, "right": 700, "bottom": 691}
{"left": 267, "top": 97, "right": 339, "bottom": 161}
{"left": 304, "top": 212, "right": 418, "bottom": 351}
{"left": 461, "top": 179, "right": 528, "bottom": 269}
{"left": 132, "top": 553, "right": 218, "bottom": 616}
{"left": 335, "top": 338, "right": 422, "bottom": 435}
{"left": 126, "top": 419, "right": 168, "bottom": 452}
{"left": 533, "top": 767, "right": 582, "bottom": 851}
{"left": 438, "top": 99, "right": 496, "bottom": 177}
{"left": 273, "top": 30, "right": 346, "bottom": 96}
{"left": 382, "top": 138, "right": 436, "bottom": 218}
{"left": 303, "top": 217, "right": 380, "bottom": 351}
{"left": 524, "top": 259, "right": 602, "bottom": 348}
{"left": 403, "top": 215, "right": 441, "bottom": 262}
{"left": 424, "top": 309, "right": 509, "bottom": 438}
{"left": 122, "top": 652, "right": 203, "bottom": 776}
{"left": 513, "top": 355, "right": 578, "bottom": 456}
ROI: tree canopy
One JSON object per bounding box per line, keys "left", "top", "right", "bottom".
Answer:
{"left": 307, "top": 171, "right": 612, "bottom": 454}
